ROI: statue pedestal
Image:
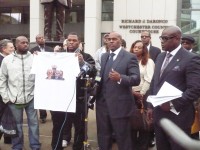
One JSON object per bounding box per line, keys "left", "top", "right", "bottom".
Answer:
{"left": 45, "top": 41, "right": 63, "bottom": 48}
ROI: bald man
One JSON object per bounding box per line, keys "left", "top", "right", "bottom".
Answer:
{"left": 0, "top": 36, "right": 40, "bottom": 150}
{"left": 147, "top": 26, "right": 200, "bottom": 150}
{"left": 96, "top": 31, "right": 140, "bottom": 150}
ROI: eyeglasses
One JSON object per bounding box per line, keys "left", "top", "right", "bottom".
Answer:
{"left": 141, "top": 36, "right": 150, "bottom": 39}
{"left": 159, "top": 36, "right": 176, "bottom": 42}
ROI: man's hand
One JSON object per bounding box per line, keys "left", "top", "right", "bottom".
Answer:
{"left": 54, "top": 45, "right": 61, "bottom": 52}
{"left": 33, "top": 51, "right": 39, "bottom": 55}
{"left": 109, "top": 69, "right": 121, "bottom": 82}
{"left": 75, "top": 53, "right": 84, "bottom": 64}
{"left": 133, "top": 91, "right": 143, "bottom": 101}
{"left": 160, "top": 102, "right": 171, "bottom": 111}
{"left": 147, "top": 108, "right": 153, "bottom": 122}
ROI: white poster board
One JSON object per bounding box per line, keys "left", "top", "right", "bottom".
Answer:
{"left": 31, "top": 52, "right": 80, "bottom": 112}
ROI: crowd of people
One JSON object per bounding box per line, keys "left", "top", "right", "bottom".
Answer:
{"left": 0, "top": 26, "right": 200, "bottom": 150}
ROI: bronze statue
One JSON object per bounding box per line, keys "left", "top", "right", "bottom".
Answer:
{"left": 40, "top": 0, "right": 72, "bottom": 41}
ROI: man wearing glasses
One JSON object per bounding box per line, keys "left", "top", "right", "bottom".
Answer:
{"left": 141, "top": 31, "right": 161, "bottom": 63}
{"left": 147, "top": 26, "right": 200, "bottom": 150}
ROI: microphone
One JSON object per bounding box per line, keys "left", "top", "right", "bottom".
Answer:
{"left": 77, "top": 64, "right": 89, "bottom": 79}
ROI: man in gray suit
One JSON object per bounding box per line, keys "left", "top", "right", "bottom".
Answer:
{"left": 40, "top": 0, "right": 72, "bottom": 41}
{"left": 96, "top": 32, "right": 140, "bottom": 150}
{"left": 147, "top": 26, "right": 200, "bottom": 150}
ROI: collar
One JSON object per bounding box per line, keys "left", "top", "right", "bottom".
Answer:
{"left": 147, "top": 44, "right": 150, "bottom": 50}
{"left": 0, "top": 52, "right": 5, "bottom": 57}
{"left": 110, "top": 46, "right": 121, "bottom": 55}
{"left": 168, "top": 44, "right": 181, "bottom": 56}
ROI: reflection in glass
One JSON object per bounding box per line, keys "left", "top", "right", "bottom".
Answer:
{"left": 102, "top": 0, "right": 113, "bottom": 21}
{"left": 181, "top": 0, "right": 200, "bottom": 54}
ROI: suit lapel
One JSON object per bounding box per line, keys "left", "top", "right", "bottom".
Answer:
{"left": 159, "top": 48, "right": 183, "bottom": 80}
{"left": 101, "top": 49, "right": 124, "bottom": 81}
{"left": 112, "top": 49, "right": 124, "bottom": 70}
{"left": 100, "top": 52, "right": 110, "bottom": 77}
{"left": 155, "top": 52, "right": 166, "bottom": 79}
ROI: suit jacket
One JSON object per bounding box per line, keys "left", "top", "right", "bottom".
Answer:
{"left": 40, "top": 0, "right": 72, "bottom": 8}
{"left": 97, "top": 48, "right": 140, "bottom": 118}
{"left": 0, "top": 55, "right": 4, "bottom": 66}
{"left": 149, "top": 45, "right": 161, "bottom": 62}
{"left": 29, "top": 45, "right": 53, "bottom": 54}
{"left": 150, "top": 47, "right": 200, "bottom": 129}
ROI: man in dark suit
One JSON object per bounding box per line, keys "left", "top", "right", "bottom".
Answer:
{"left": 30, "top": 34, "right": 53, "bottom": 53}
{"left": 30, "top": 34, "right": 53, "bottom": 123}
{"left": 96, "top": 31, "right": 140, "bottom": 150}
{"left": 0, "top": 39, "right": 15, "bottom": 144}
{"left": 181, "top": 35, "right": 200, "bottom": 140}
{"left": 141, "top": 31, "right": 161, "bottom": 62}
{"left": 147, "top": 26, "right": 200, "bottom": 150}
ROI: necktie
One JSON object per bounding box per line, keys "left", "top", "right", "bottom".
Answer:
{"left": 103, "top": 53, "right": 115, "bottom": 80}
{"left": 160, "top": 53, "right": 172, "bottom": 77}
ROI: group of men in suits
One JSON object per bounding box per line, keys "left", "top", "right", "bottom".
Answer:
{"left": 96, "top": 27, "right": 200, "bottom": 150}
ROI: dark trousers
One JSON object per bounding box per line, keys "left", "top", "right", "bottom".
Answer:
{"left": 132, "top": 129, "right": 150, "bottom": 150}
{"left": 0, "top": 99, "right": 12, "bottom": 143}
{"left": 39, "top": 109, "right": 47, "bottom": 119}
{"left": 96, "top": 99, "right": 133, "bottom": 150}
{"left": 62, "top": 113, "right": 72, "bottom": 143}
{"left": 43, "top": 1, "right": 65, "bottom": 41}
{"left": 51, "top": 101, "right": 86, "bottom": 150}
{"left": 65, "top": 101, "right": 86, "bottom": 150}
{"left": 51, "top": 111, "right": 66, "bottom": 150}
{"left": 155, "top": 122, "right": 190, "bottom": 150}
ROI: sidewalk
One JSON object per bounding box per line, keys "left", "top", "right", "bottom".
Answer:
{"left": 0, "top": 110, "right": 156, "bottom": 150}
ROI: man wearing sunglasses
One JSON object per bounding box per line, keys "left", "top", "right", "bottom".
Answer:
{"left": 141, "top": 31, "right": 161, "bottom": 63}
{"left": 147, "top": 26, "right": 200, "bottom": 150}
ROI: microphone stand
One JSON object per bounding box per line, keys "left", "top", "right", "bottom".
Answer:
{"left": 82, "top": 75, "right": 92, "bottom": 150}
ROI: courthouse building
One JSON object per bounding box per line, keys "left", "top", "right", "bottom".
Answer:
{"left": 0, "top": 0, "right": 200, "bottom": 55}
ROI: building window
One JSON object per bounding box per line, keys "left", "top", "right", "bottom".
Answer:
{"left": 0, "top": 6, "right": 29, "bottom": 24}
{"left": 102, "top": 0, "right": 113, "bottom": 21}
{"left": 65, "top": 4, "right": 84, "bottom": 23}
{"left": 180, "top": 0, "right": 200, "bottom": 53}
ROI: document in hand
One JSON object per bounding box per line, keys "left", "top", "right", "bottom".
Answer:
{"left": 147, "top": 82, "right": 182, "bottom": 115}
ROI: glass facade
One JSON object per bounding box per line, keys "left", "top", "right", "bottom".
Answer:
{"left": 0, "top": 7, "right": 29, "bottom": 25}
{"left": 102, "top": 0, "right": 114, "bottom": 21}
{"left": 180, "top": 0, "right": 200, "bottom": 53}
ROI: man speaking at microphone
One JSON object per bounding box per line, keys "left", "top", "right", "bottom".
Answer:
{"left": 51, "top": 32, "right": 96, "bottom": 150}
{"left": 96, "top": 32, "right": 140, "bottom": 150}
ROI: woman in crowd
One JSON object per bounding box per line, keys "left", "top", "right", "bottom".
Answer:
{"left": 130, "top": 40, "right": 155, "bottom": 150}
